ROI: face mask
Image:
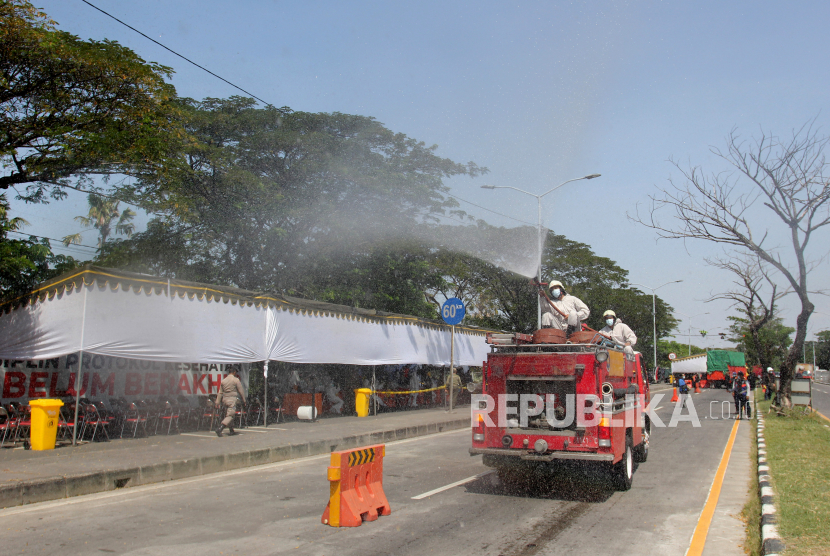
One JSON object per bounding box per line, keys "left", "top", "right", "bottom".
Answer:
{"left": 606, "top": 318, "right": 614, "bottom": 327}
{"left": 551, "top": 288, "right": 561, "bottom": 298}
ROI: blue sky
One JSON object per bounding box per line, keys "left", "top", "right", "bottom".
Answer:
{"left": 13, "top": 0, "right": 830, "bottom": 349}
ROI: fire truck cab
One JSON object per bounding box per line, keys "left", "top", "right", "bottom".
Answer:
{"left": 470, "top": 330, "right": 650, "bottom": 490}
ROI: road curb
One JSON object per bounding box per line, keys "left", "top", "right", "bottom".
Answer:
{"left": 0, "top": 416, "right": 469, "bottom": 509}
{"left": 757, "top": 416, "right": 785, "bottom": 556}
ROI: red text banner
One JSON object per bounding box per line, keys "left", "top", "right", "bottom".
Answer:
{"left": 1, "top": 354, "right": 250, "bottom": 403}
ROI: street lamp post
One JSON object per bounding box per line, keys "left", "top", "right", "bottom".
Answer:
{"left": 676, "top": 311, "right": 710, "bottom": 356}
{"left": 481, "top": 174, "right": 601, "bottom": 330}
{"left": 629, "top": 280, "right": 682, "bottom": 375}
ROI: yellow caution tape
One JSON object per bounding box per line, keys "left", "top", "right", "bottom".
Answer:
{"left": 372, "top": 385, "right": 449, "bottom": 395}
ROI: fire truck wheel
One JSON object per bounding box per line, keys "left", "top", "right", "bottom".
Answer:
{"left": 634, "top": 426, "right": 649, "bottom": 463}
{"left": 612, "top": 437, "right": 634, "bottom": 491}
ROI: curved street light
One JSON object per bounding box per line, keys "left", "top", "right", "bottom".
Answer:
{"left": 629, "top": 280, "right": 683, "bottom": 375}
{"left": 676, "top": 311, "right": 710, "bottom": 356}
{"left": 481, "top": 174, "right": 601, "bottom": 329}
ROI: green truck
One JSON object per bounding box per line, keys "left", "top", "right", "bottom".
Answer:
{"left": 670, "top": 350, "right": 747, "bottom": 389}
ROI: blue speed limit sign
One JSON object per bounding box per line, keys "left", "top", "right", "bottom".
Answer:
{"left": 441, "top": 298, "right": 466, "bottom": 325}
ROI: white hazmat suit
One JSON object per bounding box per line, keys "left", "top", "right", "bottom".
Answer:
{"left": 541, "top": 294, "right": 590, "bottom": 331}
{"left": 600, "top": 319, "right": 637, "bottom": 354}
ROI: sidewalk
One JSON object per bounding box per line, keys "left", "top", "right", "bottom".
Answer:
{"left": 702, "top": 418, "right": 751, "bottom": 556}
{"left": 653, "top": 382, "right": 751, "bottom": 555}
{"left": 0, "top": 406, "right": 470, "bottom": 508}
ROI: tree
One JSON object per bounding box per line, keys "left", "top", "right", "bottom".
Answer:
{"left": 656, "top": 339, "right": 706, "bottom": 368}
{"left": 0, "top": 193, "right": 76, "bottom": 300}
{"left": 63, "top": 193, "right": 136, "bottom": 251}
{"left": 814, "top": 330, "right": 830, "bottom": 370}
{"left": 1, "top": 0, "right": 182, "bottom": 201}
{"left": 727, "top": 315, "right": 793, "bottom": 369}
{"left": 707, "top": 254, "right": 788, "bottom": 372}
{"left": 101, "top": 97, "right": 485, "bottom": 296}
{"left": 432, "top": 229, "right": 678, "bottom": 341}
{"left": 632, "top": 121, "right": 830, "bottom": 407}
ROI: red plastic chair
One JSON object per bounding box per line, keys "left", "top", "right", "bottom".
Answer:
{"left": 0, "top": 406, "right": 18, "bottom": 447}
{"left": 155, "top": 401, "right": 179, "bottom": 435}
{"left": 120, "top": 402, "right": 148, "bottom": 438}
{"left": 12, "top": 404, "right": 32, "bottom": 444}
{"left": 80, "top": 403, "right": 110, "bottom": 441}
{"left": 57, "top": 406, "right": 81, "bottom": 443}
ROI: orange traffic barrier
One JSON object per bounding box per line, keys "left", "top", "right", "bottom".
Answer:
{"left": 670, "top": 387, "right": 678, "bottom": 402}
{"left": 322, "top": 444, "right": 391, "bottom": 527}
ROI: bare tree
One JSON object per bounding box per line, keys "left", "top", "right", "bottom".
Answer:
{"left": 632, "top": 121, "right": 830, "bottom": 407}
{"left": 707, "top": 253, "right": 788, "bottom": 372}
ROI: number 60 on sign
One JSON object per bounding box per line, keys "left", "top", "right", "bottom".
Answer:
{"left": 441, "top": 298, "right": 465, "bottom": 325}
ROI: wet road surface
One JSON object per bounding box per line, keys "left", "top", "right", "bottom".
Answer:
{"left": 0, "top": 388, "right": 745, "bottom": 556}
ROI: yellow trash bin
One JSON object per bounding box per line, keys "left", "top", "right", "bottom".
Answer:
{"left": 355, "top": 388, "right": 372, "bottom": 417}
{"left": 29, "top": 399, "right": 64, "bottom": 451}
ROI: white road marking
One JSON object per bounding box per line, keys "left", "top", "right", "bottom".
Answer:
{"left": 411, "top": 471, "right": 493, "bottom": 500}
{"left": 0, "top": 451, "right": 334, "bottom": 517}
{"left": 179, "top": 433, "right": 213, "bottom": 438}
{"left": 0, "top": 426, "right": 470, "bottom": 515}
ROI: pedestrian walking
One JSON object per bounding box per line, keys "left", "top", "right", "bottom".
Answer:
{"left": 677, "top": 375, "right": 688, "bottom": 407}
{"left": 763, "top": 367, "right": 774, "bottom": 400}
{"left": 446, "top": 369, "right": 462, "bottom": 409}
{"left": 216, "top": 366, "right": 246, "bottom": 437}
{"left": 731, "top": 372, "right": 749, "bottom": 419}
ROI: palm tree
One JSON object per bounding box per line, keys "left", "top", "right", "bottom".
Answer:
{"left": 63, "top": 193, "right": 136, "bottom": 251}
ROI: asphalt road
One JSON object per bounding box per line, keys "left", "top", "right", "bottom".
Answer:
{"left": 0, "top": 388, "right": 744, "bottom": 556}
{"left": 812, "top": 380, "right": 830, "bottom": 418}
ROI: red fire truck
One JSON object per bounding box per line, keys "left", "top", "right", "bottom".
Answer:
{"left": 470, "top": 329, "right": 651, "bottom": 490}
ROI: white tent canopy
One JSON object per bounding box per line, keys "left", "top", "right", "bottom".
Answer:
{"left": 0, "top": 266, "right": 491, "bottom": 366}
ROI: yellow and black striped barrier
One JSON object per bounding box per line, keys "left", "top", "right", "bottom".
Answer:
{"left": 322, "top": 444, "right": 391, "bottom": 527}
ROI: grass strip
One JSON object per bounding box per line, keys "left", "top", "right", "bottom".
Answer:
{"left": 759, "top": 394, "right": 830, "bottom": 555}
{"left": 741, "top": 390, "right": 761, "bottom": 556}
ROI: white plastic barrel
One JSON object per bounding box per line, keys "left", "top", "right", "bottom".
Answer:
{"left": 297, "top": 405, "right": 317, "bottom": 420}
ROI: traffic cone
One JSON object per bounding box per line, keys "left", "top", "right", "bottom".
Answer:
{"left": 694, "top": 383, "right": 701, "bottom": 394}
{"left": 670, "top": 387, "right": 678, "bottom": 402}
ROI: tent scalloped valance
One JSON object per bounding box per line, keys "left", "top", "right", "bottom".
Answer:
{"left": 0, "top": 266, "right": 488, "bottom": 337}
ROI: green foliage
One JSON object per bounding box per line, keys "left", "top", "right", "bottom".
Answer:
{"left": 63, "top": 193, "right": 135, "bottom": 250}
{"left": 656, "top": 339, "right": 706, "bottom": 367}
{"left": 101, "top": 97, "right": 484, "bottom": 312}
{"left": 759, "top": 398, "right": 830, "bottom": 554}
{"left": 727, "top": 314, "right": 794, "bottom": 368}
{"left": 551, "top": 232, "right": 678, "bottom": 352}
{"left": 0, "top": 0, "right": 182, "bottom": 200}
{"left": 311, "top": 240, "right": 445, "bottom": 318}
{"left": 432, "top": 229, "right": 678, "bottom": 340}
{"left": 813, "top": 330, "right": 830, "bottom": 369}
{"left": 0, "top": 193, "right": 77, "bottom": 301}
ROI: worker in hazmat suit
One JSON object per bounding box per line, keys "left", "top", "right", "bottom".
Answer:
{"left": 325, "top": 381, "right": 344, "bottom": 414}
{"left": 363, "top": 379, "right": 387, "bottom": 409}
{"left": 600, "top": 310, "right": 637, "bottom": 355}
{"left": 541, "top": 280, "right": 590, "bottom": 333}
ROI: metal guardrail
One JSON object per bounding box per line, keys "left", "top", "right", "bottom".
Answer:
{"left": 815, "top": 369, "right": 829, "bottom": 384}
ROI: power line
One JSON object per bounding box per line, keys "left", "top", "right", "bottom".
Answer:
{"left": 444, "top": 192, "right": 537, "bottom": 227}
{"left": 12, "top": 184, "right": 145, "bottom": 210}
{"left": 6, "top": 230, "right": 99, "bottom": 250}
{"left": 79, "top": 0, "right": 271, "bottom": 106}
